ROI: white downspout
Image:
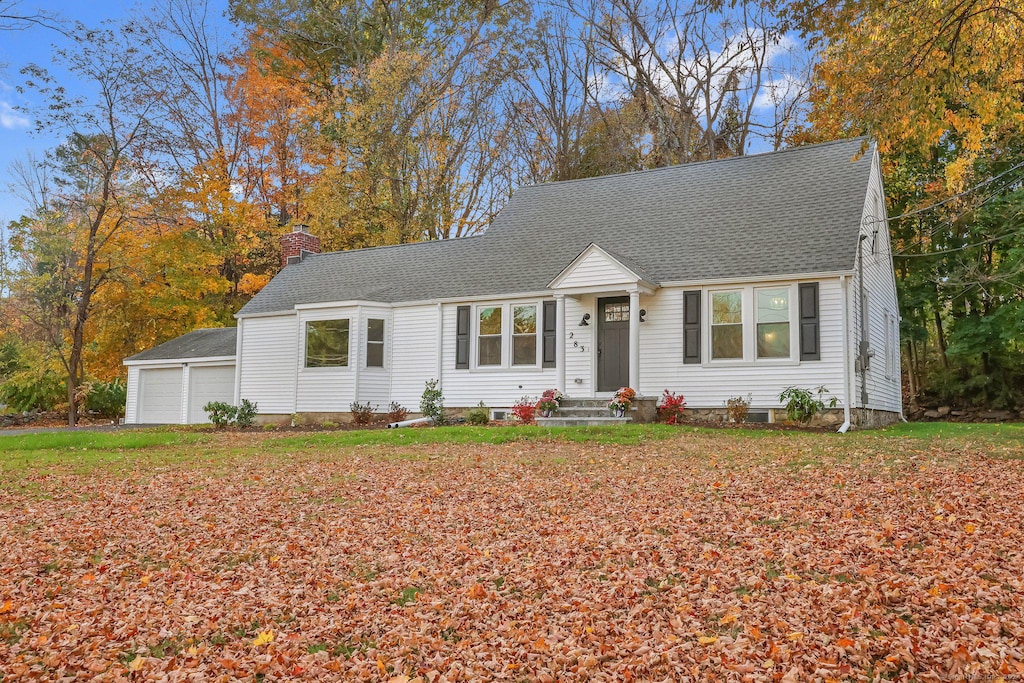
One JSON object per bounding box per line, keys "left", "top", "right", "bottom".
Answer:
{"left": 436, "top": 302, "right": 444, "bottom": 387}
{"left": 233, "top": 319, "right": 243, "bottom": 405}
{"left": 555, "top": 295, "right": 566, "bottom": 393}
{"left": 838, "top": 274, "right": 852, "bottom": 433}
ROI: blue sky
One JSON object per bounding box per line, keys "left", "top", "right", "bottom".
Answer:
{"left": 0, "top": 1, "right": 233, "bottom": 224}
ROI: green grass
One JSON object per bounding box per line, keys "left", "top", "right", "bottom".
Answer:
{"left": 0, "top": 429, "right": 207, "bottom": 453}
{"left": 271, "top": 423, "right": 686, "bottom": 448}
{"left": 0, "top": 421, "right": 1019, "bottom": 479}
{"left": 874, "top": 420, "right": 1024, "bottom": 442}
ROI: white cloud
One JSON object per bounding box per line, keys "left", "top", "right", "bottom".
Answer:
{"left": 752, "top": 73, "right": 805, "bottom": 111}
{"left": 0, "top": 101, "right": 29, "bottom": 130}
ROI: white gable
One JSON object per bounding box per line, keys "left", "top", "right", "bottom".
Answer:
{"left": 549, "top": 243, "right": 652, "bottom": 291}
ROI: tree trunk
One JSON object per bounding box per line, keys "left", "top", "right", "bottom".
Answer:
{"left": 933, "top": 308, "right": 948, "bottom": 368}
{"left": 905, "top": 339, "right": 918, "bottom": 399}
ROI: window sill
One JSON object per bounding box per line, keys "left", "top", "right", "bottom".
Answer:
{"left": 700, "top": 359, "right": 801, "bottom": 368}
{"left": 466, "top": 366, "right": 551, "bottom": 373}
{"left": 300, "top": 366, "right": 352, "bottom": 373}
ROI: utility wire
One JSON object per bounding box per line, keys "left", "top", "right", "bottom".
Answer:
{"left": 895, "top": 227, "right": 1024, "bottom": 257}
{"left": 882, "top": 158, "right": 1024, "bottom": 225}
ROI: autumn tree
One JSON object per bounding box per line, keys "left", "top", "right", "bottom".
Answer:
{"left": 573, "top": 0, "right": 809, "bottom": 163}
{"left": 9, "top": 25, "right": 154, "bottom": 425}
{"left": 797, "top": 0, "right": 1024, "bottom": 407}
{"left": 232, "top": 0, "right": 530, "bottom": 247}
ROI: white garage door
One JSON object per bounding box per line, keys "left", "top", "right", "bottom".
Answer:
{"left": 188, "top": 365, "right": 236, "bottom": 423}
{"left": 138, "top": 367, "right": 183, "bottom": 424}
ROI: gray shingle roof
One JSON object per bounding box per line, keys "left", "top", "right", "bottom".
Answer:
{"left": 125, "top": 328, "right": 237, "bottom": 362}
{"left": 239, "top": 138, "right": 874, "bottom": 316}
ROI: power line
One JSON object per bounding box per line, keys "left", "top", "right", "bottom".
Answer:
{"left": 892, "top": 183, "right": 1016, "bottom": 256}
{"left": 883, "top": 158, "right": 1024, "bottom": 225}
{"left": 894, "top": 227, "right": 1024, "bottom": 257}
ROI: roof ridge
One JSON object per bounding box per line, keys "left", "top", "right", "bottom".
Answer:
{"left": 303, "top": 233, "right": 485, "bottom": 261}
{"left": 516, "top": 137, "right": 873, "bottom": 190}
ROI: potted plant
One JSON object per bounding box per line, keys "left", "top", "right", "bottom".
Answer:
{"left": 535, "top": 389, "right": 564, "bottom": 417}
{"left": 608, "top": 387, "right": 636, "bottom": 417}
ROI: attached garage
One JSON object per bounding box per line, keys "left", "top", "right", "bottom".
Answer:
{"left": 124, "top": 328, "right": 237, "bottom": 424}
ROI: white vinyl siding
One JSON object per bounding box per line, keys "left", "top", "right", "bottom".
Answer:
{"left": 389, "top": 305, "right": 440, "bottom": 410}
{"left": 296, "top": 306, "right": 357, "bottom": 413}
{"left": 553, "top": 246, "right": 641, "bottom": 289}
{"left": 125, "top": 365, "right": 140, "bottom": 423}
{"left": 442, "top": 299, "right": 557, "bottom": 406}
{"left": 359, "top": 306, "right": 392, "bottom": 410}
{"left": 850, "top": 152, "right": 902, "bottom": 413}
{"left": 238, "top": 315, "right": 298, "bottom": 414}
{"left": 563, "top": 296, "right": 593, "bottom": 395}
{"left": 638, "top": 280, "right": 847, "bottom": 409}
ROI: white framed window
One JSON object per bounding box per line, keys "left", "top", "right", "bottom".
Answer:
{"left": 512, "top": 305, "right": 538, "bottom": 366}
{"left": 472, "top": 301, "right": 546, "bottom": 369}
{"left": 710, "top": 290, "right": 743, "bottom": 360}
{"left": 704, "top": 284, "right": 800, "bottom": 364}
{"left": 305, "top": 319, "right": 349, "bottom": 368}
{"left": 756, "top": 288, "right": 790, "bottom": 359}
{"left": 477, "top": 306, "right": 502, "bottom": 366}
{"left": 366, "top": 318, "right": 385, "bottom": 368}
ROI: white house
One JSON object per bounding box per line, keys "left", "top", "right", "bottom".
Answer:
{"left": 124, "top": 138, "right": 902, "bottom": 429}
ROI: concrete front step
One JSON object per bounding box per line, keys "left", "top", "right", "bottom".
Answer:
{"left": 536, "top": 416, "right": 631, "bottom": 427}
{"left": 551, "top": 396, "right": 657, "bottom": 423}
{"left": 554, "top": 406, "right": 640, "bottom": 418}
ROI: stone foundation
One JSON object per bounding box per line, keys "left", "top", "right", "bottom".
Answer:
{"left": 255, "top": 411, "right": 426, "bottom": 427}
{"left": 850, "top": 408, "right": 901, "bottom": 428}
{"left": 681, "top": 407, "right": 899, "bottom": 429}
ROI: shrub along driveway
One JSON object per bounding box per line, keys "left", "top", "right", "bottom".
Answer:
{"left": 0, "top": 424, "right": 1022, "bottom": 681}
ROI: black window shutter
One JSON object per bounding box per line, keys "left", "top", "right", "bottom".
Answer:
{"left": 542, "top": 300, "right": 557, "bottom": 368}
{"left": 799, "top": 282, "right": 820, "bottom": 361}
{"left": 683, "top": 290, "right": 701, "bottom": 364}
{"left": 455, "top": 305, "right": 470, "bottom": 369}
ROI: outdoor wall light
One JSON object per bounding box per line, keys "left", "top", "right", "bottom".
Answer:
{"left": 639, "top": 309, "right": 647, "bottom": 322}
{"left": 579, "top": 313, "right": 591, "bottom": 326}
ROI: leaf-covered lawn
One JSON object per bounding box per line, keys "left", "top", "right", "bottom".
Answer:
{"left": 1, "top": 425, "right": 1022, "bottom": 681}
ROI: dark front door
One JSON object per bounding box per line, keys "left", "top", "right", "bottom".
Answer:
{"left": 597, "top": 296, "right": 630, "bottom": 392}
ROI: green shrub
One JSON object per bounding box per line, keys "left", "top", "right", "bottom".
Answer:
{"left": 466, "top": 401, "right": 490, "bottom": 425}
{"left": 420, "top": 379, "right": 446, "bottom": 425}
{"left": 235, "top": 399, "right": 258, "bottom": 427}
{"left": 1, "top": 365, "right": 65, "bottom": 412}
{"left": 203, "top": 399, "right": 258, "bottom": 428}
{"left": 84, "top": 378, "right": 126, "bottom": 419}
{"left": 203, "top": 401, "right": 236, "bottom": 427}
{"left": 779, "top": 386, "right": 838, "bottom": 423}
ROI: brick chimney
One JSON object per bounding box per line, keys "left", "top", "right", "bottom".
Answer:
{"left": 280, "top": 224, "right": 320, "bottom": 267}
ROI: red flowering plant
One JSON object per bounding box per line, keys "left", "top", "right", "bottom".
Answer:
{"left": 657, "top": 390, "right": 687, "bottom": 424}
{"left": 510, "top": 396, "right": 537, "bottom": 423}
{"left": 608, "top": 387, "right": 636, "bottom": 413}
